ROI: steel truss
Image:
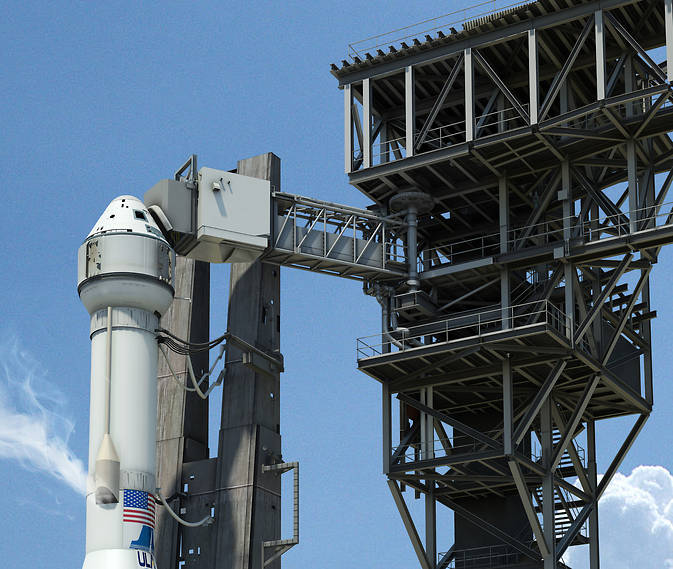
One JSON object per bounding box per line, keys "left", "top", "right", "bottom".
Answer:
{"left": 334, "top": 0, "right": 673, "bottom": 567}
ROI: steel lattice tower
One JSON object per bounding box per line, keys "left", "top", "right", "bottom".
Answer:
{"left": 332, "top": 0, "right": 673, "bottom": 567}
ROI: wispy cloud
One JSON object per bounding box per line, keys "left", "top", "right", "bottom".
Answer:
{"left": 566, "top": 465, "right": 673, "bottom": 568}
{"left": 0, "top": 336, "right": 87, "bottom": 495}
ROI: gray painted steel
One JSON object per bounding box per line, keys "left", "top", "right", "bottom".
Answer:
{"left": 343, "top": 0, "right": 673, "bottom": 567}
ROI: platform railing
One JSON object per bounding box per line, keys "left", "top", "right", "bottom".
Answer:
{"left": 392, "top": 430, "right": 503, "bottom": 462}
{"left": 420, "top": 200, "right": 673, "bottom": 272}
{"left": 356, "top": 300, "right": 569, "bottom": 359}
{"left": 346, "top": 0, "right": 534, "bottom": 61}
{"left": 439, "top": 544, "right": 520, "bottom": 568}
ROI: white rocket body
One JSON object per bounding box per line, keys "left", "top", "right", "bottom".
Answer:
{"left": 78, "top": 196, "right": 175, "bottom": 569}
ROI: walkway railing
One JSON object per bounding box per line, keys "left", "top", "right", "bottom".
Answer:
{"left": 357, "top": 300, "right": 568, "bottom": 359}
{"left": 393, "top": 430, "right": 503, "bottom": 462}
{"left": 420, "top": 200, "right": 673, "bottom": 272}
{"left": 272, "top": 192, "right": 406, "bottom": 272}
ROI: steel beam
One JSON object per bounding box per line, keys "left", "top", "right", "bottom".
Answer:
{"left": 667, "top": 0, "right": 673, "bottom": 83}
{"left": 574, "top": 253, "right": 632, "bottom": 342}
{"left": 601, "top": 267, "right": 652, "bottom": 366}
{"left": 391, "top": 424, "right": 420, "bottom": 466}
{"left": 595, "top": 10, "right": 606, "bottom": 101}
{"left": 363, "top": 78, "right": 372, "bottom": 169}
{"left": 529, "top": 28, "right": 539, "bottom": 125}
{"left": 539, "top": 14, "right": 595, "bottom": 121}
{"left": 388, "top": 480, "right": 432, "bottom": 569}
{"left": 398, "top": 393, "right": 500, "bottom": 449}
{"left": 442, "top": 497, "right": 541, "bottom": 562}
{"left": 509, "top": 460, "right": 550, "bottom": 557}
{"left": 383, "top": 382, "right": 392, "bottom": 474}
{"left": 473, "top": 50, "right": 529, "bottom": 124}
{"left": 416, "top": 54, "right": 464, "bottom": 150}
{"left": 405, "top": 66, "right": 415, "bottom": 157}
{"left": 503, "top": 356, "right": 513, "bottom": 455}
{"left": 605, "top": 11, "right": 667, "bottom": 84}
{"left": 344, "top": 84, "right": 352, "bottom": 173}
{"left": 513, "top": 361, "right": 567, "bottom": 445}
{"left": 551, "top": 375, "right": 600, "bottom": 470}
{"left": 465, "top": 48, "right": 474, "bottom": 142}
{"left": 587, "top": 420, "right": 600, "bottom": 569}
{"left": 541, "top": 398, "right": 555, "bottom": 569}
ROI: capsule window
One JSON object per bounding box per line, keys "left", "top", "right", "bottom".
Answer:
{"left": 134, "top": 210, "right": 147, "bottom": 221}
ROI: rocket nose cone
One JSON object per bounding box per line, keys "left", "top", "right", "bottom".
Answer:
{"left": 86, "top": 195, "right": 167, "bottom": 243}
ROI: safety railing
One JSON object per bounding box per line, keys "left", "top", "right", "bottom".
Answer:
{"left": 530, "top": 438, "right": 586, "bottom": 471}
{"left": 346, "top": 0, "right": 534, "bottom": 61}
{"left": 393, "top": 430, "right": 502, "bottom": 462}
{"left": 357, "top": 300, "right": 569, "bottom": 359}
{"left": 420, "top": 200, "right": 673, "bottom": 271}
{"left": 371, "top": 133, "right": 408, "bottom": 163}
{"left": 273, "top": 193, "right": 406, "bottom": 270}
{"left": 439, "top": 544, "right": 520, "bottom": 568}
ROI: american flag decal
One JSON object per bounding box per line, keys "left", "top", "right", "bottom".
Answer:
{"left": 123, "top": 490, "right": 155, "bottom": 528}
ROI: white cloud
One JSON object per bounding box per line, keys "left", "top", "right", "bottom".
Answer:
{"left": 0, "top": 336, "right": 86, "bottom": 495}
{"left": 565, "top": 465, "right": 673, "bottom": 569}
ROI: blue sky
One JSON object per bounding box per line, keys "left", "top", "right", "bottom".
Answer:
{"left": 2, "top": 2, "right": 673, "bottom": 568}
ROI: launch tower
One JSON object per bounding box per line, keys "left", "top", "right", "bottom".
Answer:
{"left": 332, "top": 0, "right": 673, "bottom": 567}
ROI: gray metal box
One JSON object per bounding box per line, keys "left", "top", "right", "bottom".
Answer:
{"left": 143, "top": 169, "right": 271, "bottom": 264}
{"left": 190, "top": 167, "right": 271, "bottom": 263}
{"left": 144, "top": 179, "right": 193, "bottom": 234}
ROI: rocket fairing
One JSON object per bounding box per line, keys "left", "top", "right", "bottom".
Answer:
{"left": 78, "top": 196, "right": 175, "bottom": 569}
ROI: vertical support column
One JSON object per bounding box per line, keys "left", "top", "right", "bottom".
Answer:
{"left": 625, "top": 56, "right": 635, "bottom": 118}
{"left": 419, "top": 388, "right": 428, "bottom": 460}
{"left": 215, "top": 153, "right": 282, "bottom": 569}
{"left": 642, "top": 273, "right": 654, "bottom": 404}
{"left": 419, "top": 388, "right": 434, "bottom": 460}
{"left": 541, "top": 398, "right": 555, "bottom": 569}
{"left": 345, "top": 84, "right": 353, "bottom": 173}
{"left": 497, "top": 93, "right": 505, "bottom": 134}
{"left": 499, "top": 177, "right": 511, "bottom": 329}
{"left": 595, "top": 10, "right": 606, "bottom": 100}
{"left": 363, "top": 78, "right": 372, "bottom": 169}
{"left": 499, "top": 176, "right": 509, "bottom": 253}
{"left": 628, "top": 140, "right": 638, "bottom": 233}
{"left": 587, "top": 420, "right": 600, "bottom": 569}
{"left": 422, "top": 385, "right": 436, "bottom": 566}
{"left": 155, "top": 257, "right": 210, "bottom": 569}
{"left": 465, "top": 48, "right": 474, "bottom": 142}
{"left": 528, "top": 29, "right": 539, "bottom": 125}
{"left": 383, "top": 382, "right": 392, "bottom": 474}
{"left": 562, "top": 161, "right": 574, "bottom": 341}
{"left": 641, "top": 166, "right": 655, "bottom": 404}
{"left": 666, "top": 0, "right": 673, "bottom": 83}
{"left": 426, "top": 387, "right": 434, "bottom": 460}
{"left": 425, "top": 490, "right": 437, "bottom": 568}
{"left": 503, "top": 356, "right": 513, "bottom": 456}
{"left": 405, "top": 66, "right": 415, "bottom": 157}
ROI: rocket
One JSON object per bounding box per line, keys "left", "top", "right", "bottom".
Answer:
{"left": 78, "top": 196, "right": 175, "bottom": 569}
